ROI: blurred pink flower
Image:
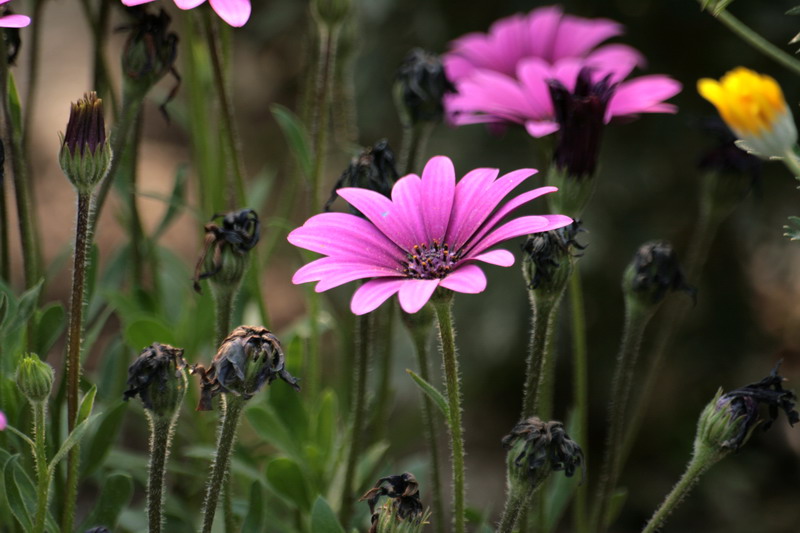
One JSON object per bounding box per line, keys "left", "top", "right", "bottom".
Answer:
{"left": 0, "top": 0, "right": 31, "bottom": 28}
{"left": 443, "top": 6, "right": 681, "bottom": 137}
{"left": 288, "top": 156, "right": 572, "bottom": 315}
{"left": 121, "top": 0, "right": 250, "bottom": 27}
{"left": 0, "top": 410, "right": 6, "bottom": 431}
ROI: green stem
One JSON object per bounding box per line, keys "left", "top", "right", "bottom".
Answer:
{"left": 407, "top": 313, "right": 445, "bottom": 533}
{"left": 570, "top": 268, "right": 589, "bottom": 533}
{"left": 373, "top": 302, "right": 396, "bottom": 439}
{"left": 201, "top": 394, "right": 246, "bottom": 533}
{"left": 398, "top": 122, "right": 435, "bottom": 175}
{"left": 0, "top": 146, "right": 9, "bottom": 281}
{"left": 213, "top": 287, "right": 235, "bottom": 348}
{"left": 147, "top": 414, "right": 175, "bottom": 533}
{"left": 339, "top": 312, "right": 373, "bottom": 526}
{"left": 782, "top": 148, "right": 800, "bottom": 179}
{"left": 307, "top": 288, "right": 321, "bottom": 401}
{"left": 0, "top": 39, "right": 42, "bottom": 292}
{"left": 641, "top": 448, "right": 724, "bottom": 533}
{"left": 79, "top": 0, "right": 118, "bottom": 117}
{"left": 497, "top": 487, "right": 535, "bottom": 533}
{"left": 591, "top": 301, "right": 655, "bottom": 533}
{"left": 32, "top": 401, "right": 49, "bottom": 533}
{"left": 521, "top": 290, "right": 561, "bottom": 420}
{"left": 432, "top": 294, "right": 466, "bottom": 533}
{"left": 62, "top": 191, "right": 93, "bottom": 532}
{"left": 23, "top": 0, "right": 46, "bottom": 147}
{"left": 711, "top": 9, "right": 800, "bottom": 78}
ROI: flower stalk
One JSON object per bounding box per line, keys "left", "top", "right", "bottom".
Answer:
{"left": 147, "top": 414, "right": 176, "bottom": 533}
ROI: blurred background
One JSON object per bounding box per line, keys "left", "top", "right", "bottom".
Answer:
{"left": 3, "top": 0, "right": 800, "bottom": 531}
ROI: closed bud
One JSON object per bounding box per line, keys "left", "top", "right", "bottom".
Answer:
{"left": 120, "top": 8, "right": 178, "bottom": 94}
{"left": 16, "top": 353, "right": 54, "bottom": 404}
{"left": 124, "top": 343, "right": 188, "bottom": 419}
{"left": 622, "top": 241, "right": 694, "bottom": 310}
{"left": 59, "top": 92, "right": 112, "bottom": 194}
{"left": 394, "top": 49, "right": 456, "bottom": 128}
{"left": 360, "top": 473, "right": 428, "bottom": 533}
{"left": 522, "top": 221, "right": 584, "bottom": 300}
{"left": 193, "top": 209, "right": 260, "bottom": 294}
{"left": 502, "top": 418, "right": 583, "bottom": 495}
{"left": 194, "top": 326, "right": 300, "bottom": 411}
{"left": 696, "top": 362, "right": 798, "bottom": 453}
{"left": 311, "top": 0, "right": 351, "bottom": 28}
{"left": 325, "top": 139, "right": 399, "bottom": 213}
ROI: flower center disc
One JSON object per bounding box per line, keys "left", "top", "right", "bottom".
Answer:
{"left": 402, "top": 241, "right": 459, "bottom": 279}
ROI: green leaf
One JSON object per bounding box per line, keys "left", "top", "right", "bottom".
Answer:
{"left": 310, "top": 496, "right": 345, "bottom": 533}
{"left": 2, "top": 454, "right": 33, "bottom": 531}
{"left": 784, "top": 216, "right": 800, "bottom": 241}
{"left": 82, "top": 401, "right": 128, "bottom": 477}
{"left": 0, "top": 292, "right": 8, "bottom": 329}
{"left": 405, "top": 369, "right": 449, "bottom": 418}
{"left": 356, "top": 441, "right": 390, "bottom": 491}
{"left": 124, "top": 317, "right": 176, "bottom": 351}
{"left": 269, "top": 369, "right": 308, "bottom": 443}
{"left": 270, "top": 103, "right": 313, "bottom": 179}
{"left": 266, "top": 457, "right": 312, "bottom": 511}
{"left": 7, "top": 279, "right": 44, "bottom": 334}
{"left": 151, "top": 165, "right": 189, "bottom": 241}
{"left": 247, "top": 404, "right": 301, "bottom": 460}
{"left": 787, "top": 5, "right": 800, "bottom": 15}
{"left": 79, "top": 472, "right": 134, "bottom": 531}
{"left": 49, "top": 412, "right": 102, "bottom": 473}
{"left": 242, "top": 481, "right": 267, "bottom": 532}
{"left": 33, "top": 303, "right": 66, "bottom": 358}
{"left": 6, "top": 71, "right": 23, "bottom": 133}
{"left": 604, "top": 487, "right": 628, "bottom": 528}
{"left": 312, "top": 389, "right": 337, "bottom": 456}
{"left": 77, "top": 385, "right": 97, "bottom": 426}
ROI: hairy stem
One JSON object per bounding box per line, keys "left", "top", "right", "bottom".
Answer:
{"left": 147, "top": 414, "right": 176, "bottom": 533}
{"left": 201, "top": 394, "right": 245, "bottom": 533}
{"left": 432, "top": 295, "right": 466, "bottom": 533}
{"left": 32, "top": 401, "right": 49, "bottom": 533}
{"left": 521, "top": 289, "right": 562, "bottom": 420}
{"left": 570, "top": 268, "right": 590, "bottom": 533}
{"left": 398, "top": 122, "right": 434, "bottom": 175}
{"left": 497, "top": 487, "right": 535, "bottom": 533}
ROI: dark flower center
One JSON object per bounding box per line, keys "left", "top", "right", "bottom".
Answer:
{"left": 402, "top": 240, "right": 460, "bottom": 279}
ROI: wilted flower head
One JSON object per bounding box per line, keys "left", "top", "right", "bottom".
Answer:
{"left": 194, "top": 326, "right": 299, "bottom": 410}
{"left": 698, "top": 67, "right": 797, "bottom": 160}
{"left": 622, "top": 241, "right": 694, "bottom": 308}
{"left": 15, "top": 353, "right": 54, "bottom": 404}
{"left": 325, "top": 139, "right": 399, "bottom": 213}
{"left": 522, "top": 221, "right": 583, "bottom": 294}
{"left": 121, "top": 0, "right": 250, "bottom": 27}
{"left": 395, "top": 48, "right": 457, "bottom": 127}
{"left": 502, "top": 417, "right": 584, "bottom": 492}
{"left": 0, "top": 1, "right": 31, "bottom": 28}
{"left": 444, "top": 6, "right": 680, "bottom": 137}
{"left": 698, "top": 362, "right": 799, "bottom": 452}
{"left": 59, "top": 92, "right": 111, "bottom": 193}
{"left": 193, "top": 209, "right": 260, "bottom": 293}
{"left": 124, "top": 343, "right": 188, "bottom": 418}
{"left": 361, "top": 473, "right": 425, "bottom": 532}
{"left": 289, "top": 155, "right": 572, "bottom": 315}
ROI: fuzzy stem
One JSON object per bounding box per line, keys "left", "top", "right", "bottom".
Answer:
{"left": 592, "top": 301, "right": 655, "bottom": 532}
{"left": 497, "top": 487, "right": 535, "bottom": 533}
{"left": 147, "top": 414, "right": 176, "bottom": 533}
{"left": 23, "top": 0, "right": 46, "bottom": 146}
{"left": 432, "top": 294, "right": 466, "bottom": 533}
{"left": 521, "top": 289, "right": 562, "bottom": 420}
{"left": 398, "top": 122, "right": 435, "bottom": 175}
{"left": 339, "top": 312, "right": 373, "bottom": 525}
{"left": 213, "top": 287, "right": 235, "bottom": 348}
{"left": 407, "top": 313, "right": 446, "bottom": 533}
{"left": 201, "top": 394, "right": 246, "bottom": 533}
{"left": 570, "top": 269, "right": 590, "bottom": 533}
{"left": 32, "top": 401, "right": 49, "bottom": 533}
{"left": 0, "top": 151, "right": 9, "bottom": 281}
{"left": 782, "top": 148, "right": 800, "bottom": 180}
{"left": 61, "top": 191, "right": 93, "bottom": 532}
{"left": 641, "top": 447, "right": 724, "bottom": 533}
{"left": 711, "top": 8, "right": 800, "bottom": 78}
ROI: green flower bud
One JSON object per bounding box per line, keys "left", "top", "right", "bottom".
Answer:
{"left": 124, "top": 343, "right": 188, "bottom": 419}
{"left": 621, "top": 241, "right": 694, "bottom": 310}
{"left": 59, "top": 92, "right": 112, "bottom": 194}
{"left": 194, "top": 326, "right": 300, "bottom": 411}
{"left": 311, "top": 0, "right": 351, "bottom": 28}
{"left": 16, "top": 353, "right": 54, "bottom": 404}
{"left": 193, "top": 209, "right": 260, "bottom": 294}
{"left": 360, "top": 473, "right": 427, "bottom": 533}
{"left": 502, "top": 418, "right": 583, "bottom": 496}
{"left": 522, "top": 222, "right": 583, "bottom": 300}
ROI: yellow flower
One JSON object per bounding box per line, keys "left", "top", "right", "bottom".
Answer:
{"left": 698, "top": 67, "right": 797, "bottom": 159}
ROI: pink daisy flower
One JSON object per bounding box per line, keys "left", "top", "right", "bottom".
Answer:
{"left": 121, "top": 0, "right": 250, "bottom": 27}
{"left": 288, "top": 156, "right": 572, "bottom": 315}
{"left": 0, "top": 0, "right": 31, "bottom": 28}
{"left": 0, "top": 409, "right": 6, "bottom": 431}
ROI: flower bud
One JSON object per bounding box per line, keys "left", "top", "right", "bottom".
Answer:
{"left": 311, "top": 0, "right": 351, "bottom": 28}
{"left": 193, "top": 209, "right": 260, "bottom": 294}
{"left": 59, "top": 92, "right": 112, "bottom": 194}
{"left": 502, "top": 418, "right": 584, "bottom": 495}
{"left": 124, "top": 343, "right": 188, "bottom": 419}
{"left": 360, "top": 473, "right": 427, "bottom": 533}
{"left": 621, "top": 241, "right": 694, "bottom": 309}
{"left": 120, "top": 8, "right": 178, "bottom": 94}
{"left": 522, "top": 221, "right": 584, "bottom": 300}
{"left": 394, "top": 49, "right": 456, "bottom": 128}
{"left": 325, "top": 139, "right": 399, "bottom": 213}
{"left": 696, "top": 362, "right": 798, "bottom": 453}
{"left": 194, "top": 326, "right": 300, "bottom": 411}
{"left": 15, "top": 353, "right": 54, "bottom": 404}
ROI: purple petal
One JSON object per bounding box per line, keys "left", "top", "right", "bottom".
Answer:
{"left": 351, "top": 278, "right": 407, "bottom": 315}
{"left": 608, "top": 75, "right": 682, "bottom": 118}
{"left": 174, "top": 0, "right": 207, "bottom": 8}
{"left": 292, "top": 257, "right": 400, "bottom": 291}
{"left": 471, "top": 249, "right": 515, "bottom": 266}
{"left": 335, "top": 188, "right": 418, "bottom": 251}
{"left": 209, "top": 0, "right": 251, "bottom": 27}
{"left": 0, "top": 14, "right": 30, "bottom": 27}
{"left": 551, "top": 14, "right": 623, "bottom": 60}
{"left": 467, "top": 214, "right": 573, "bottom": 258}
{"left": 398, "top": 279, "right": 440, "bottom": 314}
{"left": 584, "top": 44, "right": 645, "bottom": 82}
{"left": 525, "top": 120, "right": 560, "bottom": 137}
{"left": 445, "top": 167, "right": 499, "bottom": 247}
{"left": 420, "top": 156, "right": 456, "bottom": 244}
{"left": 390, "top": 174, "right": 427, "bottom": 246}
{"left": 0, "top": 0, "right": 11, "bottom": 5}
{"left": 287, "top": 212, "right": 404, "bottom": 266}
{"left": 439, "top": 264, "right": 487, "bottom": 293}
{"left": 516, "top": 58, "right": 555, "bottom": 116}
{"left": 526, "top": 6, "right": 563, "bottom": 58}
